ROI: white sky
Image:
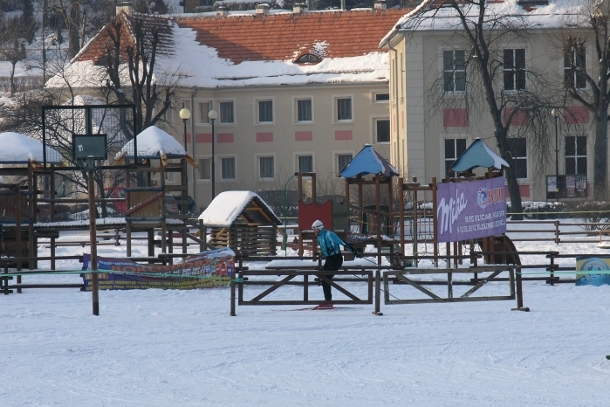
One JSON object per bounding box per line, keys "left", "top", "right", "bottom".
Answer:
{"left": 1, "top": 221, "right": 610, "bottom": 406}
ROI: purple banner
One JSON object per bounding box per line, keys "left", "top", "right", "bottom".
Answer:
{"left": 436, "top": 177, "right": 507, "bottom": 243}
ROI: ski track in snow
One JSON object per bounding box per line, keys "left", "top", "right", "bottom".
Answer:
{"left": 1, "top": 237, "right": 610, "bottom": 406}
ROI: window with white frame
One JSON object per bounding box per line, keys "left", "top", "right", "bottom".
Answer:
{"left": 297, "top": 155, "right": 313, "bottom": 173}
{"left": 258, "top": 156, "right": 275, "bottom": 179}
{"left": 335, "top": 97, "right": 352, "bottom": 122}
{"left": 443, "top": 50, "right": 466, "bottom": 92}
{"left": 503, "top": 49, "right": 526, "bottom": 91}
{"left": 197, "top": 158, "right": 211, "bottom": 180}
{"left": 257, "top": 99, "right": 273, "bottom": 124}
{"left": 375, "top": 118, "right": 390, "bottom": 143}
{"left": 374, "top": 92, "right": 389, "bottom": 102}
{"left": 221, "top": 157, "right": 236, "bottom": 180}
{"left": 507, "top": 137, "right": 527, "bottom": 178}
{"left": 337, "top": 153, "right": 353, "bottom": 173}
{"left": 564, "top": 42, "right": 586, "bottom": 89}
{"left": 198, "top": 101, "right": 211, "bottom": 124}
{"left": 565, "top": 136, "right": 587, "bottom": 175}
{"left": 219, "top": 101, "right": 234, "bottom": 124}
{"left": 296, "top": 98, "right": 313, "bottom": 122}
{"left": 444, "top": 138, "right": 467, "bottom": 175}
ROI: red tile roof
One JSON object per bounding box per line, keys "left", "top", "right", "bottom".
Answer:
{"left": 176, "top": 9, "right": 409, "bottom": 64}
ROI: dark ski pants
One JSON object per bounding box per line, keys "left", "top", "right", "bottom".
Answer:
{"left": 321, "top": 254, "right": 343, "bottom": 301}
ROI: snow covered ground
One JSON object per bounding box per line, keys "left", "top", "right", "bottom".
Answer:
{"left": 1, "top": 227, "right": 610, "bottom": 406}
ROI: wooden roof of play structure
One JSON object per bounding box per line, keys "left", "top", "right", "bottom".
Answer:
{"left": 449, "top": 138, "right": 510, "bottom": 173}
{"left": 198, "top": 191, "right": 281, "bottom": 228}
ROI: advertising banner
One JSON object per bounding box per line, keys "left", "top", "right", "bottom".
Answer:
{"left": 436, "top": 177, "right": 507, "bottom": 243}
{"left": 575, "top": 256, "right": 610, "bottom": 286}
{"left": 81, "top": 248, "right": 234, "bottom": 290}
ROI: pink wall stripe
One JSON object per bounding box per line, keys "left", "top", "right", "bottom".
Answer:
{"left": 218, "top": 133, "right": 234, "bottom": 143}
{"left": 256, "top": 132, "right": 274, "bottom": 142}
{"left": 443, "top": 108, "right": 469, "bottom": 127}
{"left": 295, "top": 131, "right": 312, "bottom": 141}
{"left": 335, "top": 130, "right": 352, "bottom": 140}
{"left": 196, "top": 133, "right": 212, "bottom": 143}
{"left": 564, "top": 106, "right": 589, "bottom": 124}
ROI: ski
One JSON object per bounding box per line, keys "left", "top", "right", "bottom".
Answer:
{"left": 272, "top": 305, "right": 337, "bottom": 312}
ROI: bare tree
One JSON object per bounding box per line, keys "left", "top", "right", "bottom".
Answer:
{"left": 559, "top": 1, "right": 610, "bottom": 200}
{"left": 97, "top": 12, "right": 184, "bottom": 135}
{"left": 402, "top": 0, "right": 560, "bottom": 219}
{"left": 0, "top": 8, "right": 36, "bottom": 96}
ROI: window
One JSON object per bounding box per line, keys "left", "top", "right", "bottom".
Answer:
{"left": 296, "top": 99, "right": 312, "bottom": 122}
{"left": 443, "top": 50, "right": 466, "bottom": 92}
{"left": 564, "top": 42, "right": 586, "bottom": 89}
{"left": 163, "top": 107, "right": 173, "bottom": 124}
{"left": 259, "top": 156, "right": 274, "bottom": 179}
{"left": 444, "top": 138, "right": 467, "bottom": 175}
{"left": 337, "top": 154, "right": 353, "bottom": 173}
{"left": 507, "top": 138, "right": 527, "bottom": 178}
{"left": 221, "top": 157, "right": 236, "bottom": 180}
{"left": 197, "top": 158, "right": 211, "bottom": 180}
{"left": 565, "top": 136, "right": 587, "bottom": 175}
{"left": 257, "top": 99, "right": 273, "bottom": 123}
{"left": 296, "top": 54, "right": 321, "bottom": 64}
{"left": 198, "top": 102, "right": 211, "bottom": 124}
{"left": 375, "top": 119, "right": 390, "bottom": 143}
{"left": 503, "top": 49, "right": 526, "bottom": 90}
{"left": 219, "top": 101, "right": 234, "bottom": 124}
{"left": 297, "top": 155, "right": 313, "bottom": 173}
{"left": 336, "top": 97, "right": 352, "bottom": 121}
{"left": 374, "top": 93, "right": 389, "bottom": 102}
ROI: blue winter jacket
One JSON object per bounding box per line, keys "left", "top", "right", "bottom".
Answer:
{"left": 317, "top": 229, "right": 352, "bottom": 257}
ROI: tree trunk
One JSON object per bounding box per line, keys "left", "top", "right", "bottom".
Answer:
{"left": 594, "top": 105, "right": 609, "bottom": 200}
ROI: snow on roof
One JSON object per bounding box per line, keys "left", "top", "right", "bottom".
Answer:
{"left": 382, "top": 0, "right": 588, "bottom": 45}
{"left": 117, "top": 126, "right": 185, "bottom": 159}
{"left": 0, "top": 132, "right": 63, "bottom": 164}
{"left": 47, "top": 9, "right": 407, "bottom": 89}
{"left": 198, "top": 190, "right": 278, "bottom": 227}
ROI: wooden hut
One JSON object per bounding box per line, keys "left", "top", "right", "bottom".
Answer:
{"left": 198, "top": 191, "right": 281, "bottom": 256}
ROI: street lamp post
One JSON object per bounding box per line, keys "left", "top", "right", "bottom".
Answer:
{"left": 208, "top": 109, "right": 218, "bottom": 200}
{"left": 551, "top": 109, "right": 560, "bottom": 198}
{"left": 179, "top": 107, "right": 191, "bottom": 208}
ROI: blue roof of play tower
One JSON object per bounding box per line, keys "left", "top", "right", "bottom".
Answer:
{"left": 449, "top": 138, "right": 510, "bottom": 173}
{"left": 339, "top": 144, "right": 399, "bottom": 178}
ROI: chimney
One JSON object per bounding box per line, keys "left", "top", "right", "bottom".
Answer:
{"left": 293, "top": 3, "right": 307, "bottom": 13}
{"left": 216, "top": 6, "right": 229, "bottom": 17}
{"left": 374, "top": 0, "right": 387, "bottom": 10}
{"left": 256, "top": 4, "right": 270, "bottom": 15}
{"left": 116, "top": 1, "right": 133, "bottom": 16}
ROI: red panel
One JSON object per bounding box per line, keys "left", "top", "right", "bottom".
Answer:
{"left": 442, "top": 108, "right": 468, "bottom": 127}
{"left": 519, "top": 184, "right": 530, "bottom": 198}
{"left": 298, "top": 201, "right": 333, "bottom": 230}
{"left": 563, "top": 106, "right": 589, "bottom": 124}
{"left": 196, "top": 133, "right": 212, "bottom": 143}
{"left": 335, "top": 130, "right": 352, "bottom": 140}
{"left": 503, "top": 107, "right": 528, "bottom": 126}
{"left": 295, "top": 131, "right": 312, "bottom": 141}
{"left": 218, "top": 133, "right": 234, "bottom": 143}
{"left": 256, "top": 132, "right": 273, "bottom": 142}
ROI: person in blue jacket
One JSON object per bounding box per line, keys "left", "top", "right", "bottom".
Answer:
{"left": 312, "top": 219, "right": 360, "bottom": 304}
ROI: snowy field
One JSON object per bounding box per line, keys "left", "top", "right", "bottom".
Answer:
{"left": 1, "top": 227, "right": 610, "bottom": 407}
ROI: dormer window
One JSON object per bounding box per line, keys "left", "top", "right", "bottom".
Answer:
{"left": 296, "top": 53, "right": 321, "bottom": 64}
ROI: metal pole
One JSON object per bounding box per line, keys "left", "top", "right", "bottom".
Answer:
{"left": 555, "top": 114, "right": 559, "bottom": 198}
{"left": 87, "top": 165, "right": 99, "bottom": 316}
{"left": 183, "top": 118, "right": 188, "bottom": 195}
{"left": 211, "top": 118, "right": 216, "bottom": 199}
